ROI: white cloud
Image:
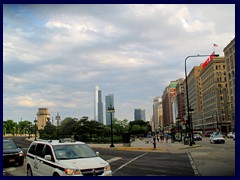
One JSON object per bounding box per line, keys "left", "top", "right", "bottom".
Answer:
{"left": 45, "top": 20, "right": 71, "bottom": 29}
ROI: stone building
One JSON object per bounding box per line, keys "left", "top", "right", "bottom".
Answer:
{"left": 36, "top": 108, "right": 51, "bottom": 130}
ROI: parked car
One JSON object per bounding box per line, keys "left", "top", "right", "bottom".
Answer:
{"left": 209, "top": 133, "right": 225, "bottom": 144}
{"left": 26, "top": 138, "right": 112, "bottom": 176}
{"left": 193, "top": 134, "right": 202, "bottom": 141}
{"left": 232, "top": 133, "right": 235, "bottom": 141}
{"left": 227, "top": 132, "right": 235, "bottom": 138}
{"left": 3, "top": 139, "right": 24, "bottom": 167}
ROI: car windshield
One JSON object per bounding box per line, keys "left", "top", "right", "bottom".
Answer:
{"left": 53, "top": 144, "right": 97, "bottom": 160}
{"left": 214, "top": 133, "right": 223, "bottom": 138}
{"left": 3, "top": 141, "right": 18, "bottom": 150}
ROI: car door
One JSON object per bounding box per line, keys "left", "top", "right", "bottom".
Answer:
{"left": 33, "top": 143, "right": 46, "bottom": 176}
{"left": 40, "top": 145, "right": 55, "bottom": 176}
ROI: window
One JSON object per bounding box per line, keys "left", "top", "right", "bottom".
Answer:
{"left": 28, "top": 143, "right": 37, "bottom": 154}
{"left": 35, "top": 143, "right": 45, "bottom": 158}
{"left": 43, "top": 145, "right": 54, "bottom": 162}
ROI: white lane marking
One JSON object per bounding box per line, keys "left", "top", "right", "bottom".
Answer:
{"left": 107, "top": 157, "right": 122, "bottom": 163}
{"left": 113, "top": 152, "right": 147, "bottom": 174}
{"left": 187, "top": 150, "right": 200, "bottom": 176}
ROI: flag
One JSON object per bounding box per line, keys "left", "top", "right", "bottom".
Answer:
{"left": 213, "top": 44, "right": 218, "bottom": 47}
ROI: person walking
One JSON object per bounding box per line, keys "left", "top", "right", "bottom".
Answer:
{"left": 160, "top": 133, "right": 164, "bottom": 143}
{"left": 164, "top": 133, "right": 169, "bottom": 143}
{"left": 152, "top": 135, "right": 156, "bottom": 149}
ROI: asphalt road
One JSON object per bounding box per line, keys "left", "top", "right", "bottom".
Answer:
{"left": 3, "top": 136, "right": 235, "bottom": 176}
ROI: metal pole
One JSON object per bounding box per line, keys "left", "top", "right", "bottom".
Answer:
{"left": 110, "top": 111, "right": 114, "bottom": 147}
{"left": 34, "top": 118, "right": 37, "bottom": 141}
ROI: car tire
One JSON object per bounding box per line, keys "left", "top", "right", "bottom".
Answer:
{"left": 27, "top": 166, "right": 33, "bottom": 176}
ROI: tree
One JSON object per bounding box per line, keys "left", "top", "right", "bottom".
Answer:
{"left": 58, "top": 117, "right": 78, "bottom": 137}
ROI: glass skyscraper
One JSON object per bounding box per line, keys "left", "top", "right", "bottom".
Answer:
{"left": 94, "top": 85, "right": 103, "bottom": 124}
{"left": 105, "top": 94, "right": 114, "bottom": 125}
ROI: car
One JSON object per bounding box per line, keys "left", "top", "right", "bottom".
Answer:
{"left": 193, "top": 134, "right": 202, "bottom": 141}
{"left": 232, "top": 133, "right": 235, "bottom": 141}
{"left": 227, "top": 132, "right": 235, "bottom": 138}
{"left": 209, "top": 133, "right": 225, "bottom": 144}
{"left": 26, "top": 138, "right": 112, "bottom": 176}
{"left": 3, "top": 139, "right": 24, "bottom": 167}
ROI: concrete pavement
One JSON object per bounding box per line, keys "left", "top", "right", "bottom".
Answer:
{"left": 88, "top": 138, "right": 201, "bottom": 152}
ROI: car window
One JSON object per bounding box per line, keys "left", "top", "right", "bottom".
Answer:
{"left": 28, "top": 143, "right": 37, "bottom": 154}
{"left": 43, "top": 145, "right": 54, "bottom": 162}
{"left": 35, "top": 143, "right": 45, "bottom": 158}
{"left": 53, "top": 144, "right": 97, "bottom": 160}
{"left": 3, "top": 141, "right": 18, "bottom": 150}
{"left": 214, "top": 134, "right": 223, "bottom": 138}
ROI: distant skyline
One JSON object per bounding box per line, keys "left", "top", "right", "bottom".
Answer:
{"left": 3, "top": 4, "right": 235, "bottom": 122}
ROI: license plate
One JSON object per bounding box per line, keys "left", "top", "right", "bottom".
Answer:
{"left": 9, "top": 159, "right": 15, "bottom": 162}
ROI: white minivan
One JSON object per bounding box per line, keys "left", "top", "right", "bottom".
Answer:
{"left": 26, "top": 138, "right": 112, "bottom": 176}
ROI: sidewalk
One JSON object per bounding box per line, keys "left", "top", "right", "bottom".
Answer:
{"left": 88, "top": 138, "right": 201, "bottom": 152}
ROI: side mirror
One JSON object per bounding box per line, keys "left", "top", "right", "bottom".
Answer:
{"left": 44, "top": 155, "right": 52, "bottom": 161}
{"left": 96, "top": 152, "right": 99, "bottom": 157}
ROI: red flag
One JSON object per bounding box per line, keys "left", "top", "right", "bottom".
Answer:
{"left": 213, "top": 44, "right": 218, "bottom": 47}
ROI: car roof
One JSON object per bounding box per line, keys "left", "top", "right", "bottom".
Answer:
{"left": 34, "top": 139, "right": 86, "bottom": 146}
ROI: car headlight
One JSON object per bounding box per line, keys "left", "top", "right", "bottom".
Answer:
{"left": 104, "top": 165, "right": 111, "bottom": 171}
{"left": 19, "top": 151, "right": 24, "bottom": 157}
{"left": 64, "top": 169, "right": 81, "bottom": 175}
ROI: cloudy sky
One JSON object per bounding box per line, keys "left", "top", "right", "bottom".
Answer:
{"left": 3, "top": 4, "right": 235, "bottom": 124}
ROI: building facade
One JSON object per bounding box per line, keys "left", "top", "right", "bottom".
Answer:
{"left": 36, "top": 108, "right": 50, "bottom": 130}
{"left": 152, "top": 97, "right": 163, "bottom": 131}
{"left": 105, "top": 94, "right": 115, "bottom": 125}
{"left": 200, "top": 56, "right": 229, "bottom": 135}
{"left": 223, "top": 37, "right": 235, "bottom": 131}
{"left": 94, "top": 85, "right": 104, "bottom": 124}
{"left": 134, "top": 109, "right": 146, "bottom": 121}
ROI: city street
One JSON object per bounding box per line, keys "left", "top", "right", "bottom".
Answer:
{"left": 3, "top": 136, "right": 235, "bottom": 176}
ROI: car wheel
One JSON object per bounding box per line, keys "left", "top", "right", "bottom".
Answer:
{"left": 27, "top": 166, "right": 33, "bottom": 176}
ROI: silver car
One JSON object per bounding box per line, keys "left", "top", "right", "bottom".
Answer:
{"left": 209, "top": 133, "right": 225, "bottom": 144}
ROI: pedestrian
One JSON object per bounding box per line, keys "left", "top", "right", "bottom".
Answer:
{"left": 160, "top": 133, "right": 164, "bottom": 143}
{"left": 152, "top": 135, "right": 156, "bottom": 149}
{"left": 164, "top": 133, "right": 169, "bottom": 143}
{"left": 157, "top": 135, "right": 159, "bottom": 143}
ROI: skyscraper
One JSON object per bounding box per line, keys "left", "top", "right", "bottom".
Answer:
{"left": 94, "top": 85, "right": 103, "bottom": 124}
{"left": 105, "top": 94, "right": 114, "bottom": 125}
{"left": 134, "top": 109, "right": 146, "bottom": 121}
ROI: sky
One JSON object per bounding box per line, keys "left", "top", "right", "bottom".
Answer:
{"left": 3, "top": 4, "right": 235, "bottom": 124}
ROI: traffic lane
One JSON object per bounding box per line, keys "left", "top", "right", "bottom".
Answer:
{"left": 113, "top": 152, "right": 195, "bottom": 176}
{"left": 188, "top": 142, "right": 235, "bottom": 176}
{"left": 92, "top": 148, "right": 195, "bottom": 176}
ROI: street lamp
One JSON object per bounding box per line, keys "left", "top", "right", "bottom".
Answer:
{"left": 107, "top": 104, "right": 115, "bottom": 148}
{"left": 34, "top": 118, "right": 37, "bottom": 141}
{"left": 185, "top": 54, "right": 219, "bottom": 146}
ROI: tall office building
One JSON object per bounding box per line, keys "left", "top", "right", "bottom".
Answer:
{"left": 152, "top": 97, "right": 163, "bottom": 131}
{"left": 105, "top": 94, "right": 115, "bottom": 125}
{"left": 94, "top": 85, "right": 103, "bottom": 124}
{"left": 134, "top": 109, "right": 146, "bottom": 121}
{"left": 223, "top": 37, "right": 235, "bottom": 131}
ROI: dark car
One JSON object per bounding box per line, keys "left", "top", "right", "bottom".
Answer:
{"left": 3, "top": 139, "right": 24, "bottom": 167}
{"left": 193, "top": 134, "right": 202, "bottom": 141}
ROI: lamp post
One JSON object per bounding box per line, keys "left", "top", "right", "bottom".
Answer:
{"left": 185, "top": 54, "right": 219, "bottom": 146}
{"left": 34, "top": 118, "right": 37, "bottom": 141}
{"left": 107, "top": 104, "right": 115, "bottom": 148}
